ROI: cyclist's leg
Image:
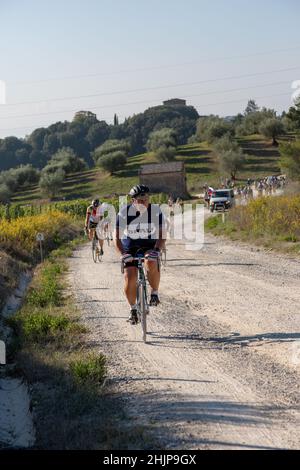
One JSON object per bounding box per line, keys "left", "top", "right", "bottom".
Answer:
{"left": 96, "top": 222, "right": 105, "bottom": 252}
{"left": 104, "top": 222, "right": 110, "bottom": 242}
{"left": 89, "top": 227, "right": 95, "bottom": 241}
{"left": 98, "top": 237, "right": 104, "bottom": 252}
{"left": 145, "top": 259, "right": 160, "bottom": 292}
{"left": 143, "top": 243, "right": 161, "bottom": 306}
{"left": 124, "top": 266, "right": 138, "bottom": 306}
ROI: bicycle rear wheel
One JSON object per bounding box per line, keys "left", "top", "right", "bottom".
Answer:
{"left": 92, "top": 238, "right": 97, "bottom": 263}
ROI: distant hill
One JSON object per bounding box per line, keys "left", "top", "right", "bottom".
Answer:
{"left": 11, "top": 135, "right": 281, "bottom": 204}
{"left": 0, "top": 104, "right": 199, "bottom": 172}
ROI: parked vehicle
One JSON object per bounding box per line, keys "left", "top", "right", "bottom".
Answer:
{"left": 209, "top": 189, "right": 235, "bottom": 212}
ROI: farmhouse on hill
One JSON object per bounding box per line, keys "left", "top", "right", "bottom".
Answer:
{"left": 139, "top": 161, "right": 187, "bottom": 198}
{"left": 163, "top": 98, "right": 186, "bottom": 106}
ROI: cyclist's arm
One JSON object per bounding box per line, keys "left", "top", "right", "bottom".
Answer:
{"left": 114, "top": 227, "right": 124, "bottom": 255}
{"left": 85, "top": 209, "right": 91, "bottom": 228}
{"left": 115, "top": 206, "right": 130, "bottom": 254}
{"left": 154, "top": 231, "right": 166, "bottom": 251}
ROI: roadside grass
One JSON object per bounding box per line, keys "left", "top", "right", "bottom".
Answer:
{"left": 4, "top": 238, "right": 157, "bottom": 449}
{"left": 0, "top": 211, "right": 160, "bottom": 448}
{"left": 26, "top": 262, "right": 63, "bottom": 308}
{"left": 0, "top": 251, "right": 27, "bottom": 311}
{"left": 205, "top": 194, "right": 300, "bottom": 254}
{"left": 70, "top": 353, "right": 106, "bottom": 386}
{"left": 0, "top": 212, "right": 82, "bottom": 310}
{"left": 4, "top": 248, "right": 112, "bottom": 449}
{"left": 5, "top": 257, "right": 87, "bottom": 349}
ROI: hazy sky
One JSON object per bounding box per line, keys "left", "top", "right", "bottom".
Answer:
{"left": 0, "top": 0, "right": 300, "bottom": 138}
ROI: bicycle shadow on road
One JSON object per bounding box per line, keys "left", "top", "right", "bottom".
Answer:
{"left": 119, "top": 390, "right": 291, "bottom": 449}
{"left": 166, "top": 260, "right": 260, "bottom": 267}
{"left": 145, "top": 331, "right": 300, "bottom": 350}
{"left": 206, "top": 331, "right": 300, "bottom": 347}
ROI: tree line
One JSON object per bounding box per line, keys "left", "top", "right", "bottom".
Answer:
{"left": 186, "top": 99, "right": 300, "bottom": 181}
{"left": 1, "top": 97, "right": 300, "bottom": 203}
{"left": 0, "top": 105, "right": 198, "bottom": 172}
{"left": 0, "top": 105, "right": 198, "bottom": 201}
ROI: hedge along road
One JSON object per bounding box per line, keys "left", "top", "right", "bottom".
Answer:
{"left": 68, "top": 212, "right": 300, "bottom": 450}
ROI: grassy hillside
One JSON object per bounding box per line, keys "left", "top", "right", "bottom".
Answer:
{"left": 11, "top": 135, "right": 282, "bottom": 204}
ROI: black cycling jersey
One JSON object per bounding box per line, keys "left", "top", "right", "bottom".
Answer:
{"left": 116, "top": 203, "right": 165, "bottom": 251}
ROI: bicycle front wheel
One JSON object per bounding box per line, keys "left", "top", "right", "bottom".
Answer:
{"left": 161, "top": 248, "right": 167, "bottom": 267}
{"left": 138, "top": 284, "right": 147, "bottom": 343}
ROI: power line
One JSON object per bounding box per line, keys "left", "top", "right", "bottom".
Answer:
{"left": 193, "top": 92, "right": 291, "bottom": 108}
{"left": 0, "top": 91, "right": 292, "bottom": 125}
{"left": 0, "top": 114, "right": 127, "bottom": 132}
{"left": 0, "top": 65, "right": 298, "bottom": 121}
{"left": 4, "top": 65, "right": 300, "bottom": 108}
{"left": 2, "top": 78, "right": 291, "bottom": 108}
{"left": 8, "top": 45, "right": 300, "bottom": 86}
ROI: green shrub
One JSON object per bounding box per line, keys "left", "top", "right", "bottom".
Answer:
{"left": 8, "top": 312, "right": 71, "bottom": 342}
{"left": 205, "top": 216, "right": 221, "bottom": 230}
{"left": 70, "top": 353, "right": 107, "bottom": 385}
{"left": 27, "top": 262, "right": 63, "bottom": 307}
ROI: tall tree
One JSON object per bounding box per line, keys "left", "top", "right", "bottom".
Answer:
{"left": 93, "top": 139, "right": 130, "bottom": 174}
{"left": 244, "top": 99, "right": 259, "bottom": 115}
{"left": 279, "top": 139, "right": 300, "bottom": 180}
{"left": 86, "top": 121, "right": 110, "bottom": 150}
{"left": 259, "top": 118, "right": 284, "bottom": 146}
{"left": 287, "top": 98, "right": 300, "bottom": 130}
{"left": 213, "top": 135, "right": 245, "bottom": 179}
{"left": 39, "top": 168, "right": 65, "bottom": 198}
{"left": 48, "top": 147, "right": 87, "bottom": 173}
{"left": 195, "top": 116, "right": 234, "bottom": 143}
{"left": 146, "top": 128, "right": 177, "bottom": 162}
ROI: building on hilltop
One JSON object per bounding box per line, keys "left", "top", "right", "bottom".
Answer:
{"left": 163, "top": 98, "right": 186, "bottom": 106}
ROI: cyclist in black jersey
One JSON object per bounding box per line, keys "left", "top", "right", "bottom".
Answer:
{"left": 115, "top": 185, "right": 166, "bottom": 324}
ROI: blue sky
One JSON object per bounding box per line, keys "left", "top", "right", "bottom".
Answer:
{"left": 0, "top": 0, "right": 300, "bottom": 138}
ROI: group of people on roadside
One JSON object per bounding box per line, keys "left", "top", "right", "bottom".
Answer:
{"left": 203, "top": 174, "right": 287, "bottom": 206}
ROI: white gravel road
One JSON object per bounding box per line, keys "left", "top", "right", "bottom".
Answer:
{"left": 68, "top": 232, "right": 300, "bottom": 450}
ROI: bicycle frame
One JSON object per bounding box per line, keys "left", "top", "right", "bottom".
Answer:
{"left": 96, "top": 219, "right": 112, "bottom": 246}
{"left": 91, "top": 229, "right": 102, "bottom": 263}
{"left": 121, "top": 254, "right": 149, "bottom": 342}
{"left": 135, "top": 255, "right": 149, "bottom": 342}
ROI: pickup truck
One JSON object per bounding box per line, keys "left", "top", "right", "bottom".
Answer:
{"left": 209, "top": 189, "right": 235, "bottom": 212}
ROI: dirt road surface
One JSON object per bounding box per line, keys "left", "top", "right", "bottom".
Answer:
{"left": 68, "top": 231, "right": 300, "bottom": 450}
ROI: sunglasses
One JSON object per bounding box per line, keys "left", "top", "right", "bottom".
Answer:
{"left": 133, "top": 194, "right": 149, "bottom": 201}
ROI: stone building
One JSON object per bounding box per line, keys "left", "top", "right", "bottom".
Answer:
{"left": 163, "top": 98, "right": 186, "bottom": 106}
{"left": 139, "top": 161, "right": 187, "bottom": 198}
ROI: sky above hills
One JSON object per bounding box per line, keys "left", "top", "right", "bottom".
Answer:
{"left": 1, "top": 0, "right": 300, "bottom": 138}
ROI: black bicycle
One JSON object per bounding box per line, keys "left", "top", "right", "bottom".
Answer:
{"left": 122, "top": 252, "right": 150, "bottom": 342}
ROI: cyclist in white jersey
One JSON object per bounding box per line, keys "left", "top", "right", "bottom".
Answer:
{"left": 85, "top": 199, "right": 105, "bottom": 255}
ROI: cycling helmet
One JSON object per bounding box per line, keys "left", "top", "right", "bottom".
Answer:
{"left": 92, "top": 199, "right": 100, "bottom": 207}
{"left": 128, "top": 184, "right": 150, "bottom": 198}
